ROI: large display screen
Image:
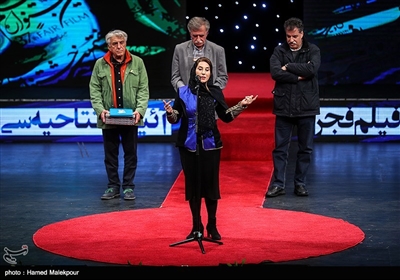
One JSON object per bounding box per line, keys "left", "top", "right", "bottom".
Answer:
{"left": 1, "top": 99, "right": 398, "bottom": 142}
{"left": 2, "top": 0, "right": 398, "bottom": 100}
{"left": 0, "top": 100, "right": 179, "bottom": 142}
{"left": 303, "top": 0, "right": 399, "bottom": 87}
{"left": 0, "top": 0, "right": 186, "bottom": 99}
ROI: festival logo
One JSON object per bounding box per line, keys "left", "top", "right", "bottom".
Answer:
{"left": 3, "top": 245, "right": 29, "bottom": 265}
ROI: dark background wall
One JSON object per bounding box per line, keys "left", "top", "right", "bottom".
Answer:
{"left": 1, "top": 0, "right": 398, "bottom": 100}
{"left": 187, "top": 0, "right": 303, "bottom": 73}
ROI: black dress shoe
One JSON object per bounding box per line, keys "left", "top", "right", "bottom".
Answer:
{"left": 294, "top": 185, "right": 309, "bottom": 196}
{"left": 266, "top": 185, "right": 285, "bottom": 197}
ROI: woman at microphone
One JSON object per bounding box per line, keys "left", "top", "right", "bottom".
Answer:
{"left": 163, "top": 57, "right": 257, "bottom": 241}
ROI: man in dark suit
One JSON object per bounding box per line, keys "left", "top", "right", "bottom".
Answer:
{"left": 266, "top": 17, "right": 321, "bottom": 198}
{"left": 171, "top": 17, "right": 228, "bottom": 92}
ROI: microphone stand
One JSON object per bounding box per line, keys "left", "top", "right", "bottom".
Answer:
{"left": 170, "top": 77, "right": 223, "bottom": 253}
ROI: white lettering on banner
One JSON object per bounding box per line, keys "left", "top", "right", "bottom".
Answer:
{"left": 316, "top": 107, "right": 400, "bottom": 136}
{"left": 1, "top": 103, "right": 399, "bottom": 138}
{"left": 0, "top": 101, "right": 172, "bottom": 137}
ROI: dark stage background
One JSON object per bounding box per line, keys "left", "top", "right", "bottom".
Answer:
{"left": 0, "top": 0, "right": 187, "bottom": 99}
{"left": 1, "top": 0, "right": 398, "bottom": 100}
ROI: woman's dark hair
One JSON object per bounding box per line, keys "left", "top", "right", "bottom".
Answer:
{"left": 188, "top": 57, "right": 213, "bottom": 92}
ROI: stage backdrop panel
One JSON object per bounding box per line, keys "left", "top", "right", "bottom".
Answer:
{"left": 303, "top": 0, "right": 400, "bottom": 98}
{"left": 0, "top": 0, "right": 187, "bottom": 99}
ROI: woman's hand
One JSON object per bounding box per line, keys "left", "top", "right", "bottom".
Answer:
{"left": 240, "top": 95, "right": 258, "bottom": 107}
{"left": 163, "top": 100, "right": 173, "bottom": 114}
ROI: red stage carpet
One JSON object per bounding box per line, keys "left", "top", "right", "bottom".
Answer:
{"left": 33, "top": 162, "right": 365, "bottom": 266}
{"left": 33, "top": 73, "right": 365, "bottom": 266}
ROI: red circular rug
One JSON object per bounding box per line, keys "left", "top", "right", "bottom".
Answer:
{"left": 33, "top": 206, "right": 365, "bottom": 266}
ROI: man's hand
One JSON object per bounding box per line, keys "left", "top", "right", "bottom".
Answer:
{"left": 133, "top": 111, "right": 141, "bottom": 125}
{"left": 100, "top": 110, "right": 109, "bottom": 123}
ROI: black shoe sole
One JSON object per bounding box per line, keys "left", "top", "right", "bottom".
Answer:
{"left": 101, "top": 194, "right": 120, "bottom": 200}
{"left": 294, "top": 191, "right": 308, "bottom": 196}
{"left": 123, "top": 196, "right": 136, "bottom": 200}
{"left": 266, "top": 190, "right": 286, "bottom": 197}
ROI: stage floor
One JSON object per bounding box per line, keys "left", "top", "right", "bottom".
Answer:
{"left": 0, "top": 141, "right": 399, "bottom": 272}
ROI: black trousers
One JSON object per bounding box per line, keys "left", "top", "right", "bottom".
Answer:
{"left": 102, "top": 126, "right": 138, "bottom": 191}
{"left": 270, "top": 115, "right": 315, "bottom": 188}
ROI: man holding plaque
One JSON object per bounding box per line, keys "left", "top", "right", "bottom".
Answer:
{"left": 89, "top": 29, "right": 149, "bottom": 201}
